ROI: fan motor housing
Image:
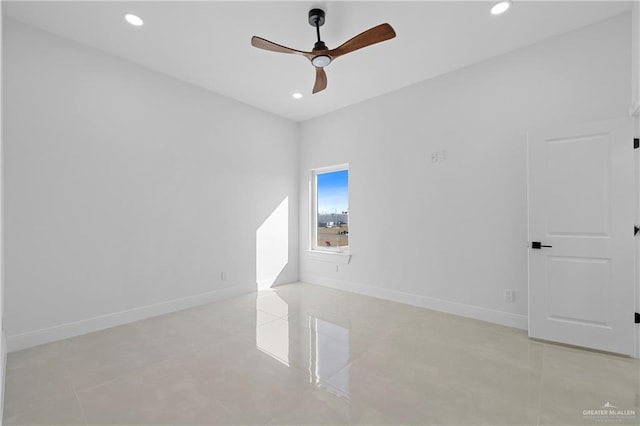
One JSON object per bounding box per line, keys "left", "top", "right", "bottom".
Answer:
{"left": 308, "top": 9, "right": 325, "bottom": 27}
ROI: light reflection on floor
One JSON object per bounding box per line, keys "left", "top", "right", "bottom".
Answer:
{"left": 255, "top": 290, "right": 351, "bottom": 395}
{"left": 307, "top": 315, "right": 350, "bottom": 396}
{"left": 256, "top": 291, "right": 290, "bottom": 366}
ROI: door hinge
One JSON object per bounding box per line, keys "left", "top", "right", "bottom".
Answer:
{"left": 636, "top": 312, "right": 640, "bottom": 324}
{"left": 635, "top": 138, "right": 639, "bottom": 149}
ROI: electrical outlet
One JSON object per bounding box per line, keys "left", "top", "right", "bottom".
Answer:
{"left": 504, "top": 289, "right": 515, "bottom": 303}
{"left": 431, "top": 150, "right": 447, "bottom": 163}
{"left": 221, "top": 272, "right": 227, "bottom": 281}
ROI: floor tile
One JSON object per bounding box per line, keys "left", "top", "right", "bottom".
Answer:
{"left": 3, "top": 358, "right": 86, "bottom": 425}
{"left": 77, "top": 358, "right": 238, "bottom": 425}
{"left": 268, "top": 387, "right": 389, "bottom": 425}
{"left": 537, "top": 344, "right": 639, "bottom": 426}
{"left": 58, "top": 324, "right": 166, "bottom": 392}
{"left": 4, "top": 282, "right": 639, "bottom": 425}
{"left": 187, "top": 349, "right": 317, "bottom": 423}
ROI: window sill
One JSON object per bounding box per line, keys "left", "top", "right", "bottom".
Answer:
{"left": 307, "top": 250, "right": 351, "bottom": 264}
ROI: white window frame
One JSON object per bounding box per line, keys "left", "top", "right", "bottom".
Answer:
{"left": 308, "top": 164, "right": 351, "bottom": 262}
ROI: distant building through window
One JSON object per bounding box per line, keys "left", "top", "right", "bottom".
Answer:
{"left": 311, "top": 165, "right": 349, "bottom": 251}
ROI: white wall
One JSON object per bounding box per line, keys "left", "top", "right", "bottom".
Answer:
{"left": 3, "top": 19, "right": 299, "bottom": 351}
{"left": 299, "top": 13, "right": 632, "bottom": 330}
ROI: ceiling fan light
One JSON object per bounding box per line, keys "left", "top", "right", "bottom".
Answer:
{"left": 491, "top": 1, "right": 512, "bottom": 15}
{"left": 311, "top": 55, "right": 331, "bottom": 68}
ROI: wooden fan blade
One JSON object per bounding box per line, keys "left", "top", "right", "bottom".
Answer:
{"left": 251, "top": 36, "right": 314, "bottom": 59}
{"left": 328, "top": 23, "right": 396, "bottom": 60}
{"left": 313, "top": 67, "right": 327, "bottom": 94}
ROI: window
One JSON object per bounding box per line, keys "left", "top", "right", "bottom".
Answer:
{"left": 310, "top": 164, "right": 349, "bottom": 252}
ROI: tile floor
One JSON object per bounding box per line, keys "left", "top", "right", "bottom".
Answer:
{"left": 3, "top": 282, "right": 639, "bottom": 425}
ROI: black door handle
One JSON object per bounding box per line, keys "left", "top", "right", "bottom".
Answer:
{"left": 531, "top": 241, "right": 552, "bottom": 249}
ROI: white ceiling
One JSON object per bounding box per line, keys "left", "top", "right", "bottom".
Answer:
{"left": 3, "top": 1, "right": 633, "bottom": 122}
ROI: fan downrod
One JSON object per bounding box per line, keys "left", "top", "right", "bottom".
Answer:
{"left": 308, "top": 9, "right": 328, "bottom": 52}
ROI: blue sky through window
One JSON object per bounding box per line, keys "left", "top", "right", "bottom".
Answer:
{"left": 317, "top": 170, "right": 348, "bottom": 214}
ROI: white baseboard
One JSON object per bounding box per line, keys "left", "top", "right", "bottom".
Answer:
{"left": 301, "top": 274, "right": 528, "bottom": 330}
{"left": 7, "top": 284, "right": 254, "bottom": 353}
{"left": 1, "top": 331, "right": 6, "bottom": 423}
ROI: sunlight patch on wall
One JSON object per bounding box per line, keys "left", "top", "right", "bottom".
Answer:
{"left": 256, "top": 197, "right": 289, "bottom": 290}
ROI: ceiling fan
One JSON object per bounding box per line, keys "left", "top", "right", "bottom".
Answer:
{"left": 251, "top": 8, "right": 396, "bottom": 94}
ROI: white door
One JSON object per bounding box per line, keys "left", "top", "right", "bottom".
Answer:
{"left": 528, "top": 118, "right": 635, "bottom": 356}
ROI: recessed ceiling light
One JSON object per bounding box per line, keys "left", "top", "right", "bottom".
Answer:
{"left": 124, "top": 13, "right": 144, "bottom": 27}
{"left": 292, "top": 93, "right": 303, "bottom": 99}
{"left": 491, "top": 1, "right": 512, "bottom": 15}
